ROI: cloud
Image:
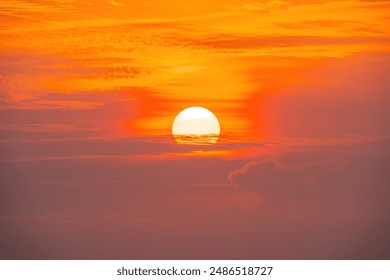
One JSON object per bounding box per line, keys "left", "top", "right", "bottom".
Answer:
{"left": 229, "top": 1, "right": 290, "bottom": 12}
{"left": 1, "top": 0, "right": 390, "bottom": 260}
{"left": 0, "top": 123, "right": 97, "bottom": 133}
{"left": 228, "top": 158, "right": 321, "bottom": 208}
{"left": 225, "top": 142, "right": 390, "bottom": 258}
{"left": 1, "top": 136, "right": 390, "bottom": 259}
{"left": 229, "top": 142, "right": 390, "bottom": 209}
{"left": 106, "top": 0, "right": 125, "bottom": 6}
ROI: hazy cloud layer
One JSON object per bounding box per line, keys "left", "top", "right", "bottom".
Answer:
{"left": 1, "top": 0, "right": 390, "bottom": 259}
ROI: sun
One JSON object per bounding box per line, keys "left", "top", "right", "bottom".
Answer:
{"left": 172, "top": 107, "right": 220, "bottom": 145}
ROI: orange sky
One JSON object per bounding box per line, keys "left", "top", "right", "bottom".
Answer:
{"left": 1, "top": 0, "right": 390, "bottom": 140}
{"left": 1, "top": 1, "right": 390, "bottom": 259}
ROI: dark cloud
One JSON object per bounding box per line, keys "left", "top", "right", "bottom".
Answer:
{"left": 227, "top": 142, "right": 390, "bottom": 259}
{"left": 1, "top": 139, "right": 389, "bottom": 259}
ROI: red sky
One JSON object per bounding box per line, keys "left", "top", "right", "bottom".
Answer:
{"left": 1, "top": 0, "right": 390, "bottom": 259}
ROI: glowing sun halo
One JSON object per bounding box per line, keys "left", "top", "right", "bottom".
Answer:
{"left": 172, "top": 107, "right": 220, "bottom": 145}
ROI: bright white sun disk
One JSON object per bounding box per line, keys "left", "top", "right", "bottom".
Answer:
{"left": 172, "top": 107, "right": 220, "bottom": 145}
